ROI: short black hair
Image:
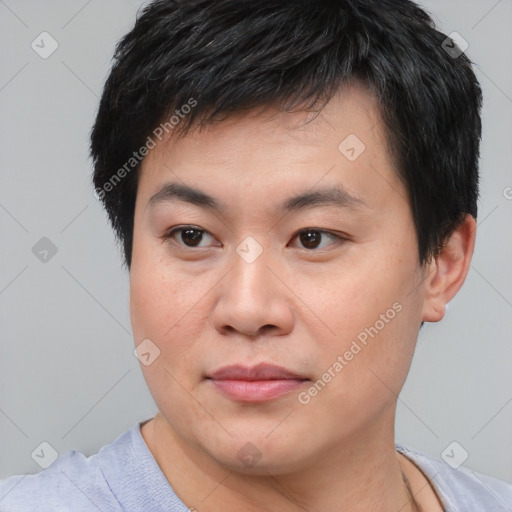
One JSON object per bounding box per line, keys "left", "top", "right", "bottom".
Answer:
{"left": 90, "top": 0, "right": 482, "bottom": 269}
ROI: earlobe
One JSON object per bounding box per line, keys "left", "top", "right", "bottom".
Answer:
{"left": 421, "top": 214, "right": 477, "bottom": 323}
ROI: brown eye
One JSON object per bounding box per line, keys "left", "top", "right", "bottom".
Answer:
{"left": 291, "top": 229, "right": 344, "bottom": 250}
{"left": 163, "top": 226, "right": 218, "bottom": 248}
{"left": 299, "top": 230, "right": 322, "bottom": 249}
{"left": 180, "top": 228, "right": 204, "bottom": 247}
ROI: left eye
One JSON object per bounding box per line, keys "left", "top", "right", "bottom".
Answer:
{"left": 164, "top": 226, "right": 218, "bottom": 248}
{"left": 289, "top": 229, "right": 343, "bottom": 250}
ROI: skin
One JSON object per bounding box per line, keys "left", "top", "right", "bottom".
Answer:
{"left": 129, "top": 82, "right": 476, "bottom": 511}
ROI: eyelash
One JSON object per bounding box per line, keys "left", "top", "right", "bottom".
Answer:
{"left": 162, "top": 225, "right": 347, "bottom": 251}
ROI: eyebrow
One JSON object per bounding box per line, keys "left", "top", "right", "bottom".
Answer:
{"left": 147, "top": 182, "right": 369, "bottom": 213}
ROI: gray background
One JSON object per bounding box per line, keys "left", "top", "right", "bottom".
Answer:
{"left": 1, "top": 0, "right": 511, "bottom": 484}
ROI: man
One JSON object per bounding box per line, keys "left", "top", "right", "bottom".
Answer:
{"left": 1, "top": 0, "right": 511, "bottom": 510}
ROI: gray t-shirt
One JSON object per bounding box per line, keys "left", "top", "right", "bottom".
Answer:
{"left": 1, "top": 421, "right": 511, "bottom": 511}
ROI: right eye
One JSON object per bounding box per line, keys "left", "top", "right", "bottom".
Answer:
{"left": 163, "top": 226, "right": 220, "bottom": 248}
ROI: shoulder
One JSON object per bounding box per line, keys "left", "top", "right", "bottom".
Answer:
{"left": 396, "top": 444, "right": 512, "bottom": 511}
{"left": 0, "top": 451, "right": 120, "bottom": 512}
{"left": 0, "top": 421, "right": 186, "bottom": 512}
{"left": 0, "top": 426, "right": 138, "bottom": 512}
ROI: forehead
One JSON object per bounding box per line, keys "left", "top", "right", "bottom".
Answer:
{"left": 137, "top": 83, "right": 405, "bottom": 215}
{"left": 156, "top": 83, "right": 384, "bottom": 160}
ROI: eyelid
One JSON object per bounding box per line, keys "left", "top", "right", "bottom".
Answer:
{"left": 162, "top": 225, "right": 348, "bottom": 250}
{"left": 162, "top": 225, "right": 220, "bottom": 248}
{"left": 289, "top": 228, "right": 347, "bottom": 250}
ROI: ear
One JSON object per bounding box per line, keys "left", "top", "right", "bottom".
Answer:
{"left": 421, "top": 214, "right": 477, "bottom": 323}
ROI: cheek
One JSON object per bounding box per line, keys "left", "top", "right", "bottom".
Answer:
{"left": 305, "top": 305, "right": 418, "bottom": 436}
{"left": 304, "top": 254, "right": 421, "bottom": 397}
{"left": 129, "top": 257, "right": 212, "bottom": 360}
{"left": 129, "top": 261, "right": 212, "bottom": 417}
{"left": 292, "top": 259, "right": 400, "bottom": 347}
{"left": 130, "top": 265, "right": 175, "bottom": 342}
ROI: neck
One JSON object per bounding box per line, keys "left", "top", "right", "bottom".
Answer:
{"left": 141, "top": 412, "right": 419, "bottom": 512}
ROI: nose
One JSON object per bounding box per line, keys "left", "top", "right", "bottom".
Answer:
{"left": 212, "top": 245, "right": 294, "bottom": 338}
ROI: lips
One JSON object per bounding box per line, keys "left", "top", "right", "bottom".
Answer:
{"left": 207, "top": 363, "right": 307, "bottom": 381}
{"left": 206, "top": 363, "right": 309, "bottom": 402}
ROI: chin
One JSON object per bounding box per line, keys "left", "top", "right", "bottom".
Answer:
{"left": 197, "top": 427, "right": 318, "bottom": 476}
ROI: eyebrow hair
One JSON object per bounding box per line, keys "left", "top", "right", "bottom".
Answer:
{"left": 147, "top": 182, "right": 224, "bottom": 212}
{"left": 280, "top": 186, "right": 368, "bottom": 212}
{"left": 147, "top": 182, "right": 369, "bottom": 213}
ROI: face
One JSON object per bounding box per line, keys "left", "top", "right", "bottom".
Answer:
{"left": 129, "top": 83, "right": 428, "bottom": 474}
